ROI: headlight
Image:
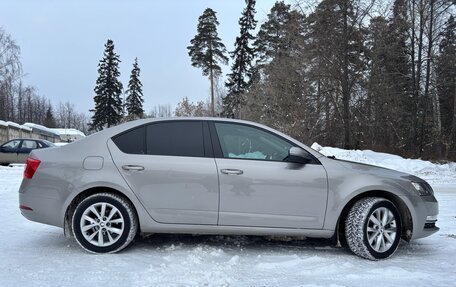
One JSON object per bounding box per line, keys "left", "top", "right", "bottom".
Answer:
{"left": 411, "top": 181, "right": 433, "bottom": 196}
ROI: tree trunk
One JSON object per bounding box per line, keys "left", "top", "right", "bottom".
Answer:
{"left": 451, "top": 80, "right": 456, "bottom": 151}
{"left": 209, "top": 68, "right": 215, "bottom": 117}
{"left": 425, "top": 0, "right": 441, "bottom": 157}
{"left": 209, "top": 41, "right": 215, "bottom": 117}
{"left": 342, "top": 1, "right": 351, "bottom": 149}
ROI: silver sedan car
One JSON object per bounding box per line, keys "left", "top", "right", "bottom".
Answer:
{"left": 18, "top": 118, "right": 439, "bottom": 259}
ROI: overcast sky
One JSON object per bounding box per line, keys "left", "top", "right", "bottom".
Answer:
{"left": 2, "top": 0, "right": 281, "bottom": 115}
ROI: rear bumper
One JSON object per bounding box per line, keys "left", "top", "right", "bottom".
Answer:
{"left": 19, "top": 180, "right": 63, "bottom": 228}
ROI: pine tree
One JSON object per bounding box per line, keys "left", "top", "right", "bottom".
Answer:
{"left": 386, "top": 0, "right": 414, "bottom": 150}
{"left": 89, "top": 39, "right": 123, "bottom": 131}
{"left": 43, "top": 106, "right": 56, "bottom": 128}
{"left": 246, "top": 2, "right": 308, "bottom": 139}
{"left": 305, "top": 0, "right": 365, "bottom": 149}
{"left": 254, "top": 2, "right": 300, "bottom": 66}
{"left": 188, "top": 8, "right": 228, "bottom": 116}
{"left": 222, "top": 0, "right": 257, "bottom": 119}
{"left": 436, "top": 16, "right": 456, "bottom": 151}
{"left": 125, "top": 58, "right": 144, "bottom": 120}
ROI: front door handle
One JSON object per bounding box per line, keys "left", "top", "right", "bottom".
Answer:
{"left": 221, "top": 169, "right": 243, "bottom": 175}
{"left": 122, "top": 165, "right": 145, "bottom": 171}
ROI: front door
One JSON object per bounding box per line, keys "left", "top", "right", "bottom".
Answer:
{"left": 212, "top": 122, "right": 328, "bottom": 229}
{"left": 108, "top": 121, "right": 219, "bottom": 225}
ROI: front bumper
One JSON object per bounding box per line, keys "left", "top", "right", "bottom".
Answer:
{"left": 410, "top": 194, "right": 439, "bottom": 240}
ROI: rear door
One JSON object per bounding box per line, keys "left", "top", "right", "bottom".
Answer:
{"left": 108, "top": 120, "right": 220, "bottom": 225}
{"left": 17, "top": 140, "right": 38, "bottom": 162}
{"left": 0, "top": 139, "right": 21, "bottom": 164}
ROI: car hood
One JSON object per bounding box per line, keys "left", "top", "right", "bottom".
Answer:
{"left": 333, "top": 158, "right": 424, "bottom": 182}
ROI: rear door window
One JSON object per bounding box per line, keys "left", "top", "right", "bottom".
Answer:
{"left": 146, "top": 121, "right": 204, "bottom": 157}
{"left": 20, "top": 140, "right": 37, "bottom": 149}
{"left": 112, "top": 126, "right": 146, "bottom": 154}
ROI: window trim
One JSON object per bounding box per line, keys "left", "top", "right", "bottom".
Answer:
{"left": 112, "top": 120, "right": 213, "bottom": 158}
{"left": 209, "top": 121, "right": 321, "bottom": 165}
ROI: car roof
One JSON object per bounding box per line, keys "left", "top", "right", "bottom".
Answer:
{"left": 5, "top": 138, "right": 43, "bottom": 141}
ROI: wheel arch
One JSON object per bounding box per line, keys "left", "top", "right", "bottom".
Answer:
{"left": 336, "top": 190, "right": 413, "bottom": 245}
{"left": 63, "top": 186, "right": 141, "bottom": 238}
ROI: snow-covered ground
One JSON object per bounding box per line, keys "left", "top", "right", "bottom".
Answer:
{"left": 0, "top": 146, "right": 455, "bottom": 287}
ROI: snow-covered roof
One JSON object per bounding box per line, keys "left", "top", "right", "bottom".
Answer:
{"left": 23, "top": 122, "right": 59, "bottom": 135}
{"left": 0, "top": 120, "right": 32, "bottom": 131}
{"left": 20, "top": 125, "right": 32, "bottom": 131}
{"left": 50, "top": 128, "right": 85, "bottom": 137}
{"left": 1, "top": 121, "right": 84, "bottom": 138}
{"left": 6, "top": 121, "right": 22, "bottom": 129}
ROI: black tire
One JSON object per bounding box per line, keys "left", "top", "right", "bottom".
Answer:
{"left": 345, "top": 197, "right": 402, "bottom": 260}
{"left": 72, "top": 193, "right": 138, "bottom": 253}
{"left": 0, "top": 163, "right": 9, "bottom": 166}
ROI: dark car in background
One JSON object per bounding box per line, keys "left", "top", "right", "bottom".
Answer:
{"left": 0, "top": 139, "right": 55, "bottom": 165}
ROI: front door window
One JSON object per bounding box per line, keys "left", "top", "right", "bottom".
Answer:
{"left": 214, "top": 122, "right": 293, "bottom": 162}
{"left": 2, "top": 140, "right": 21, "bottom": 150}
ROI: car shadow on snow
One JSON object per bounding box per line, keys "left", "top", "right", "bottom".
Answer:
{"left": 131, "top": 233, "right": 350, "bottom": 256}
{"left": 31, "top": 231, "right": 435, "bottom": 259}
{"left": 126, "top": 234, "right": 437, "bottom": 259}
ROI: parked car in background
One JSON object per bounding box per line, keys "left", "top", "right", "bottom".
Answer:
{"left": 0, "top": 138, "right": 55, "bottom": 165}
{"left": 18, "top": 118, "right": 439, "bottom": 259}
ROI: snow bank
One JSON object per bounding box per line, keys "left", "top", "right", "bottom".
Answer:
{"left": 311, "top": 143, "right": 456, "bottom": 185}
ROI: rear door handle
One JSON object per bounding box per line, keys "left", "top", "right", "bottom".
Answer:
{"left": 122, "top": 165, "right": 145, "bottom": 171}
{"left": 220, "top": 169, "right": 243, "bottom": 175}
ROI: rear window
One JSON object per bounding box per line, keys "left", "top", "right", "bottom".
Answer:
{"left": 41, "top": 140, "right": 56, "bottom": 147}
{"left": 112, "top": 126, "right": 146, "bottom": 154}
{"left": 146, "top": 121, "right": 204, "bottom": 157}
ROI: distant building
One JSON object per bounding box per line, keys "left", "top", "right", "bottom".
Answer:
{"left": 0, "top": 121, "right": 85, "bottom": 144}
{"left": 0, "top": 120, "right": 33, "bottom": 143}
{"left": 23, "top": 123, "right": 60, "bottom": 142}
{"left": 50, "top": 128, "right": 86, "bottom": 142}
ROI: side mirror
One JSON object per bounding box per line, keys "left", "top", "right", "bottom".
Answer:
{"left": 288, "top": 147, "right": 311, "bottom": 164}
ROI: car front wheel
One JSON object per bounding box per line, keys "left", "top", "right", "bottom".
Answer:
{"left": 72, "top": 193, "right": 138, "bottom": 253}
{"left": 345, "top": 197, "right": 402, "bottom": 260}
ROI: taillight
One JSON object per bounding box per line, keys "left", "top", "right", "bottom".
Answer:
{"left": 24, "top": 157, "right": 41, "bottom": 179}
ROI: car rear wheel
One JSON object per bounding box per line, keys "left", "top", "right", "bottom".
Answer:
{"left": 72, "top": 193, "right": 138, "bottom": 253}
{"left": 345, "top": 197, "right": 402, "bottom": 260}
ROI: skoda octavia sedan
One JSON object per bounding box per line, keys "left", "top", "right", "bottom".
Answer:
{"left": 18, "top": 118, "right": 439, "bottom": 259}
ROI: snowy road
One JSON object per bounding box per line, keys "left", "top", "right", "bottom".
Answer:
{"left": 1, "top": 165, "right": 455, "bottom": 287}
